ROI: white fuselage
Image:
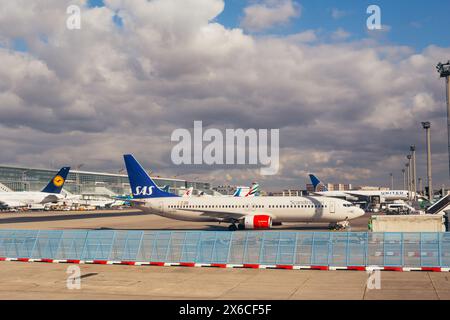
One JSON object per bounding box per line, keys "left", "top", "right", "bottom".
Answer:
{"left": 316, "top": 190, "right": 410, "bottom": 202}
{"left": 0, "top": 192, "right": 64, "bottom": 208}
{"left": 134, "top": 196, "right": 365, "bottom": 223}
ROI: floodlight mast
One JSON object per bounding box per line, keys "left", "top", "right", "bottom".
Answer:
{"left": 421, "top": 121, "right": 433, "bottom": 201}
{"left": 437, "top": 61, "right": 450, "bottom": 178}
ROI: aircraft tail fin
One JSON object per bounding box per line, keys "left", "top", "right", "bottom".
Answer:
{"left": 245, "top": 183, "right": 260, "bottom": 197}
{"left": 123, "top": 154, "right": 178, "bottom": 198}
{"left": 309, "top": 174, "right": 328, "bottom": 192}
{"left": 41, "top": 167, "right": 70, "bottom": 194}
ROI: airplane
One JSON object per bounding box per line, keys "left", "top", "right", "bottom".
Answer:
{"left": 123, "top": 154, "right": 365, "bottom": 231}
{"left": 309, "top": 174, "right": 410, "bottom": 202}
{"left": 0, "top": 167, "right": 70, "bottom": 209}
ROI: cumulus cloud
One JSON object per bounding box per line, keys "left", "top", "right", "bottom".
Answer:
{"left": 0, "top": 0, "right": 449, "bottom": 191}
{"left": 331, "top": 8, "right": 348, "bottom": 20}
{"left": 240, "top": 0, "right": 300, "bottom": 32}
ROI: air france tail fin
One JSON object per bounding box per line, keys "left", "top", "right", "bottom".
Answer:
{"left": 123, "top": 154, "right": 178, "bottom": 198}
{"left": 309, "top": 174, "right": 328, "bottom": 192}
{"left": 41, "top": 167, "right": 70, "bottom": 194}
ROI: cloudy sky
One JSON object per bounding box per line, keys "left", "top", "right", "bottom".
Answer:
{"left": 0, "top": 0, "right": 449, "bottom": 191}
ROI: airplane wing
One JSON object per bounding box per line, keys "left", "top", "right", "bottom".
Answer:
{"left": 177, "top": 208, "right": 272, "bottom": 222}
{"left": 0, "top": 200, "right": 27, "bottom": 208}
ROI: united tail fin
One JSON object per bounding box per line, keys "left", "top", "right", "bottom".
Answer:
{"left": 309, "top": 174, "right": 328, "bottom": 192}
{"left": 123, "top": 154, "right": 178, "bottom": 198}
{"left": 41, "top": 167, "right": 70, "bottom": 194}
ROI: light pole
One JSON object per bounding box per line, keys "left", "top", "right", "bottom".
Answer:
{"left": 407, "top": 155, "right": 412, "bottom": 201}
{"left": 418, "top": 178, "right": 423, "bottom": 196}
{"left": 389, "top": 173, "right": 394, "bottom": 190}
{"left": 402, "top": 168, "right": 406, "bottom": 190}
{"left": 410, "top": 145, "right": 417, "bottom": 201}
{"left": 437, "top": 61, "right": 450, "bottom": 178}
{"left": 421, "top": 121, "right": 433, "bottom": 200}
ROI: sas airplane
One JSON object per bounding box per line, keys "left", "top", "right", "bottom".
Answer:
{"left": 123, "top": 155, "right": 364, "bottom": 231}
{"left": 0, "top": 167, "right": 70, "bottom": 209}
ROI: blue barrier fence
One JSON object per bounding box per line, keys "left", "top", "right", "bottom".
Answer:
{"left": 1, "top": 230, "right": 450, "bottom": 268}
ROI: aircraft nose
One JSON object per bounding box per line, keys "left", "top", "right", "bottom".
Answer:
{"left": 355, "top": 207, "right": 365, "bottom": 218}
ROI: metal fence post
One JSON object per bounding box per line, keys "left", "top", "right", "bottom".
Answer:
{"left": 80, "top": 231, "right": 91, "bottom": 260}
{"left": 438, "top": 233, "right": 442, "bottom": 267}
{"left": 293, "top": 232, "right": 299, "bottom": 265}
{"left": 164, "top": 232, "right": 173, "bottom": 262}
{"left": 242, "top": 232, "right": 250, "bottom": 264}
{"left": 383, "top": 233, "right": 386, "bottom": 267}
{"left": 327, "top": 232, "right": 332, "bottom": 266}
{"left": 150, "top": 231, "right": 159, "bottom": 262}
{"left": 400, "top": 232, "right": 404, "bottom": 267}
{"left": 258, "top": 232, "right": 267, "bottom": 265}
{"left": 134, "top": 231, "right": 145, "bottom": 262}
{"left": 194, "top": 232, "right": 203, "bottom": 263}
{"left": 346, "top": 232, "right": 350, "bottom": 266}
{"left": 364, "top": 233, "right": 369, "bottom": 266}
{"left": 210, "top": 232, "right": 218, "bottom": 263}
{"left": 226, "top": 232, "right": 234, "bottom": 264}
{"left": 420, "top": 233, "right": 423, "bottom": 267}
{"left": 29, "top": 230, "right": 40, "bottom": 259}
{"left": 108, "top": 231, "right": 117, "bottom": 261}
{"left": 311, "top": 232, "right": 316, "bottom": 265}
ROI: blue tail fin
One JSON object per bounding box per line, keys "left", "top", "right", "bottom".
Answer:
{"left": 41, "top": 167, "right": 70, "bottom": 194}
{"left": 233, "top": 187, "right": 242, "bottom": 197}
{"left": 309, "top": 174, "right": 328, "bottom": 192}
{"left": 123, "top": 154, "right": 178, "bottom": 198}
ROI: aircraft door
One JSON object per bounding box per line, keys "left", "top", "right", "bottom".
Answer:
{"left": 158, "top": 201, "right": 164, "bottom": 213}
{"left": 330, "top": 202, "right": 335, "bottom": 213}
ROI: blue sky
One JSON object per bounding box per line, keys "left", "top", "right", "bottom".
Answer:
{"left": 87, "top": 0, "right": 450, "bottom": 51}
{"left": 216, "top": 0, "right": 450, "bottom": 51}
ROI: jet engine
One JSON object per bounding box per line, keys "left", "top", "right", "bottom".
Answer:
{"left": 243, "top": 215, "right": 272, "bottom": 229}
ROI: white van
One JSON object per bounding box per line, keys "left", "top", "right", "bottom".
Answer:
{"left": 385, "top": 203, "right": 414, "bottom": 214}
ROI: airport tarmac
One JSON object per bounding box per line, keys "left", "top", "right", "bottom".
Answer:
{"left": 0, "top": 209, "right": 371, "bottom": 231}
{"left": 2, "top": 209, "right": 447, "bottom": 300}
{"left": 0, "top": 261, "right": 449, "bottom": 300}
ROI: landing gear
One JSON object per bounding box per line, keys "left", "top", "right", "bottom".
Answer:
{"left": 228, "top": 224, "right": 237, "bottom": 231}
{"left": 238, "top": 223, "right": 245, "bottom": 230}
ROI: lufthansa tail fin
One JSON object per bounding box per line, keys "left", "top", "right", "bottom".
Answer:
{"left": 41, "top": 167, "right": 70, "bottom": 194}
{"left": 309, "top": 174, "right": 328, "bottom": 192}
{"left": 123, "top": 154, "right": 178, "bottom": 199}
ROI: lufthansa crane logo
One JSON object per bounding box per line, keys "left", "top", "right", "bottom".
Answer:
{"left": 53, "top": 175, "right": 65, "bottom": 187}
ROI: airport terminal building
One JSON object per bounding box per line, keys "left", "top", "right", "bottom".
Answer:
{"left": 0, "top": 165, "right": 211, "bottom": 196}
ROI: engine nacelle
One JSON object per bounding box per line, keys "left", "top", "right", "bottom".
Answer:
{"left": 244, "top": 215, "right": 273, "bottom": 229}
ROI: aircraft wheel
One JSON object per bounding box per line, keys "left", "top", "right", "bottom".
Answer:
{"left": 228, "top": 224, "right": 237, "bottom": 231}
{"left": 237, "top": 224, "right": 245, "bottom": 230}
